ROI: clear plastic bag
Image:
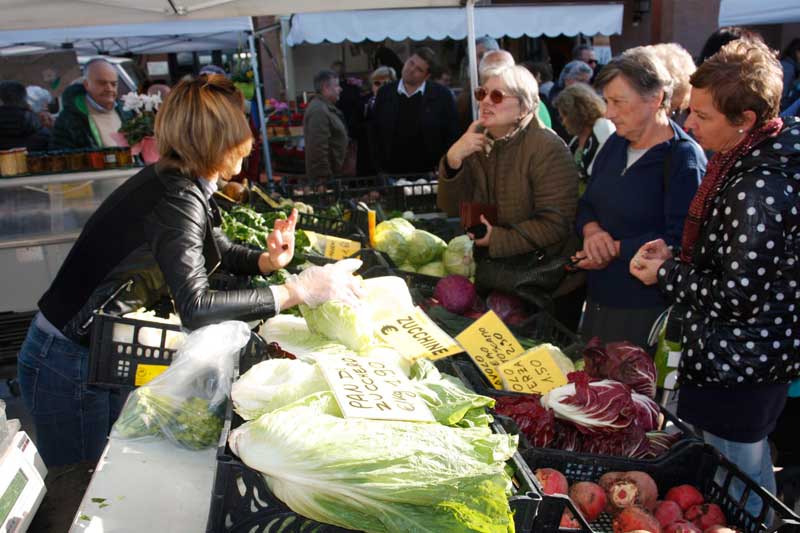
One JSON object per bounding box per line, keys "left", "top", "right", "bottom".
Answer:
{"left": 111, "top": 321, "right": 251, "bottom": 450}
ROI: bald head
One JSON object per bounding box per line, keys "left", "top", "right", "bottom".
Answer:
{"left": 479, "top": 50, "right": 514, "bottom": 80}
{"left": 84, "top": 59, "right": 118, "bottom": 110}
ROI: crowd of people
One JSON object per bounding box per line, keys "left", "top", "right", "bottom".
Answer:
{"left": 2, "top": 22, "right": 800, "bottom": 514}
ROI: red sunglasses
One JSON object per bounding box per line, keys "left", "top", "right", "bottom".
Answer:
{"left": 474, "top": 87, "right": 518, "bottom": 104}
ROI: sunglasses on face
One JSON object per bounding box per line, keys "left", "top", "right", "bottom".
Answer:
{"left": 474, "top": 87, "right": 519, "bottom": 104}
{"left": 587, "top": 59, "right": 598, "bottom": 66}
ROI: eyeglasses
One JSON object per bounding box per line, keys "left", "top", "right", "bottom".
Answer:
{"left": 586, "top": 59, "right": 598, "bottom": 66}
{"left": 474, "top": 87, "right": 519, "bottom": 104}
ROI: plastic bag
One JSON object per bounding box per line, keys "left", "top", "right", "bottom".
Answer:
{"left": 111, "top": 321, "right": 251, "bottom": 450}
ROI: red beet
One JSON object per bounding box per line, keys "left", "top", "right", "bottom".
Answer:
{"left": 535, "top": 468, "right": 568, "bottom": 495}
{"left": 625, "top": 472, "right": 659, "bottom": 511}
{"left": 561, "top": 510, "right": 581, "bottom": 529}
{"left": 665, "top": 485, "right": 704, "bottom": 511}
{"left": 664, "top": 520, "right": 703, "bottom": 533}
{"left": 654, "top": 500, "right": 684, "bottom": 527}
{"left": 609, "top": 480, "right": 642, "bottom": 511}
{"left": 685, "top": 504, "right": 727, "bottom": 530}
{"left": 613, "top": 506, "right": 662, "bottom": 533}
{"left": 570, "top": 481, "right": 607, "bottom": 522}
{"left": 600, "top": 471, "right": 625, "bottom": 491}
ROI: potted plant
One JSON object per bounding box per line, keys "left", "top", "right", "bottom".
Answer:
{"left": 112, "top": 92, "right": 162, "bottom": 164}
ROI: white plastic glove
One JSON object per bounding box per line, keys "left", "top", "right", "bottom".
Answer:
{"left": 285, "top": 258, "right": 366, "bottom": 308}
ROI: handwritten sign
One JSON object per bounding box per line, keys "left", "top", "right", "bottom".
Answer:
{"left": 498, "top": 346, "right": 568, "bottom": 394}
{"left": 134, "top": 363, "right": 169, "bottom": 387}
{"left": 323, "top": 235, "right": 361, "bottom": 260}
{"left": 317, "top": 353, "right": 435, "bottom": 422}
{"left": 375, "top": 306, "right": 462, "bottom": 362}
{"left": 456, "top": 311, "right": 525, "bottom": 389}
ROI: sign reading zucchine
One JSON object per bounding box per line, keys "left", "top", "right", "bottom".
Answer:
{"left": 375, "top": 307, "right": 462, "bottom": 361}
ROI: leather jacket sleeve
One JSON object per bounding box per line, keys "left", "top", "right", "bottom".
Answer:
{"left": 145, "top": 187, "right": 276, "bottom": 329}
{"left": 213, "top": 227, "right": 263, "bottom": 276}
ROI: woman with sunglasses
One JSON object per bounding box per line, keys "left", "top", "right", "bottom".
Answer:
{"left": 17, "top": 75, "right": 364, "bottom": 467}
{"left": 437, "top": 63, "right": 584, "bottom": 329}
{"left": 573, "top": 47, "right": 706, "bottom": 350}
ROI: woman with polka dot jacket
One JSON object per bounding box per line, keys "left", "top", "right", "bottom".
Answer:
{"left": 631, "top": 38, "right": 800, "bottom": 500}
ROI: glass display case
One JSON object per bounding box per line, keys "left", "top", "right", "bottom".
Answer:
{"left": 0, "top": 168, "right": 138, "bottom": 313}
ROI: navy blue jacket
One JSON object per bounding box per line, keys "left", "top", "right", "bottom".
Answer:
{"left": 576, "top": 121, "right": 706, "bottom": 308}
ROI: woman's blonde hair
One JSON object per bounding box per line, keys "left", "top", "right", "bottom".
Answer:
{"left": 370, "top": 66, "right": 396, "bottom": 82}
{"left": 155, "top": 74, "right": 252, "bottom": 179}
{"left": 553, "top": 83, "right": 606, "bottom": 135}
{"left": 648, "top": 43, "right": 696, "bottom": 113}
{"left": 480, "top": 63, "right": 540, "bottom": 116}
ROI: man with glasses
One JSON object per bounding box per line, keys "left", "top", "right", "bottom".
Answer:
{"left": 371, "top": 47, "right": 458, "bottom": 175}
{"left": 573, "top": 44, "right": 598, "bottom": 69}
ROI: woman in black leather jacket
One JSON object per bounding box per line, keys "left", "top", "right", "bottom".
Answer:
{"left": 631, "top": 39, "right": 800, "bottom": 505}
{"left": 17, "top": 75, "right": 364, "bottom": 467}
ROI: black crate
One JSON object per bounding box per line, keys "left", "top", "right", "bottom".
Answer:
{"left": 337, "top": 174, "right": 439, "bottom": 213}
{"left": 88, "top": 312, "right": 267, "bottom": 388}
{"left": 523, "top": 442, "right": 800, "bottom": 533}
{"left": 276, "top": 175, "right": 339, "bottom": 207}
{"left": 207, "top": 366, "right": 541, "bottom": 532}
{"left": 296, "top": 211, "right": 367, "bottom": 244}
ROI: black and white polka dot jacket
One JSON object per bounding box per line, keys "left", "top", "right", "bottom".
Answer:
{"left": 657, "top": 116, "right": 800, "bottom": 387}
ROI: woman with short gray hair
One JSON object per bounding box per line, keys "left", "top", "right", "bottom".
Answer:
{"left": 573, "top": 46, "right": 707, "bottom": 349}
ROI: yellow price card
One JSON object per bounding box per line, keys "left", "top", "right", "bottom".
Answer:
{"left": 134, "top": 363, "right": 169, "bottom": 387}
{"left": 498, "top": 346, "right": 568, "bottom": 394}
{"left": 375, "top": 306, "right": 462, "bottom": 362}
{"left": 323, "top": 235, "right": 361, "bottom": 260}
{"left": 455, "top": 311, "right": 525, "bottom": 389}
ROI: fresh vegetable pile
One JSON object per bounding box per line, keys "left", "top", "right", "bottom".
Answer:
{"left": 534, "top": 467, "right": 734, "bottom": 533}
{"left": 219, "top": 205, "right": 311, "bottom": 267}
{"left": 495, "top": 338, "right": 683, "bottom": 459}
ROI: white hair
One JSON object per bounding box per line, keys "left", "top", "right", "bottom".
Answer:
{"left": 480, "top": 63, "right": 540, "bottom": 115}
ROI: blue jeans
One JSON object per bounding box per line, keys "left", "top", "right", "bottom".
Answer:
{"left": 17, "top": 320, "right": 128, "bottom": 467}
{"left": 704, "top": 431, "right": 776, "bottom": 518}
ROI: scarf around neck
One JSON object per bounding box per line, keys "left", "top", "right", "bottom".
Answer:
{"left": 679, "top": 117, "right": 784, "bottom": 263}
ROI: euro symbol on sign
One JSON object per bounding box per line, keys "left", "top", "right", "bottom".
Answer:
{"left": 380, "top": 325, "right": 398, "bottom": 335}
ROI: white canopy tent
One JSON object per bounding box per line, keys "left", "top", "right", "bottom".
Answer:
{"left": 718, "top": 0, "right": 800, "bottom": 26}
{"left": 0, "top": 18, "right": 254, "bottom": 55}
{"left": 286, "top": 4, "right": 625, "bottom": 46}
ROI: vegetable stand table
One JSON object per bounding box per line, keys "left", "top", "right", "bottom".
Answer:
{"left": 70, "top": 437, "right": 216, "bottom": 532}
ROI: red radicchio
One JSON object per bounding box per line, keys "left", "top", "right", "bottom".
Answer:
{"left": 633, "top": 431, "right": 684, "bottom": 459}
{"left": 541, "top": 372, "right": 636, "bottom": 434}
{"left": 631, "top": 392, "right": 660, "bottom": 432}
{"left": 493, "top": 395, "right": 555, "bottom": 448}
{"left": 583, "top": 337, "right": 657, "bottom": 399}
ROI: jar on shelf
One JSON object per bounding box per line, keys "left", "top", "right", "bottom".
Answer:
{"left": 12, "top": 148, "right": 27, "bottom": 175}
{"left": 87, "top": 149, "right": 105, "bottom": 170}
{"left": 26, "top": 152, "right": 47, "bottom": 174}
{"left": 115, "top": 147, "right": 132, "bottom": 167}
{"left": 66, "top": 149, "right": 85, "bottom": 171}
{"left": 103, "top": 147, "right": 119, "bottom": 168}
{"left": 0, "top": 149, "right": 17, "bottom": 177}
{"left": 49, "top": 150, "right": 67, "bottom": 173}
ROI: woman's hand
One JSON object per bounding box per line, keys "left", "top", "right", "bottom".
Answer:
{"left": 630, "top": 239, "right": 672, "bottom": 286}
{"left": 582, "top": 222, "right": 619, "bottom": 263}
{"left": 468, "top": 215, "right": 493, "bottom": 247}
{"left": 259, "top": 208, "right": 298, "bottom": 273}
{"left": 446, "top": 120, "right": 486, "bottom": 170}
{"left": 570, "top": 250, "right": 610, "bottom": 270}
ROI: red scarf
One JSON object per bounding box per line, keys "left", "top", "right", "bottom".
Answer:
{"left": 679, "top": 118, "right": 784, "bottom": 263}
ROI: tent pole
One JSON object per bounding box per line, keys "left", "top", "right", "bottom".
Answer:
{"left": 280, "top": 16, "right": 295, "bottom": 104}
{"left": 466, "top": 0, "right": 478, "bottom": 121}
{"left": 248, "top": 31, "right": 274, "bottom": 189}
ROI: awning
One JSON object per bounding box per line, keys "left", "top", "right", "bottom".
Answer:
{"left": 0, "top": 0, "right": 459, "bottom": 31}
{"left": 0, "top": 18, "right": 254, "bottom": 54}
{"left": 718, "top": 0, "right": 800, "bottom": 26}
{"left": 286, "top": 4, "right": 625, "bottom": 46}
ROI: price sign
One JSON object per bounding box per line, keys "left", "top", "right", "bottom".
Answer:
{"left": 498, "top": 346, "right": 568, "bottom": 394}
{"left": 456, "top": 311, "right": 525, "bottom": 389}
{"left": 134, "top": 363, "right": 169, "bottom": 387}
{"left": 317, "top": 354, "right": 435, "bottom": 422}
{"left": 323, "top": 235, "right": 361, "bottom": 260}
{"left": 374, "top": 306, "right": 462, "bottom": 362}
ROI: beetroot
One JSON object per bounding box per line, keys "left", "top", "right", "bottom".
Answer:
{"left": 685, "top": 504, "right": 727, "bottom": 530}
{"left": 433, "top": 275, "right": 476, "bottom": 314}
{"left": 608, "top": 472, "right": 658, "bottom": 513}
{"left": 570, "top": 481, "right": 607, "bottom": 521}
{"left": 599, "top": 472, "right": 626, "bottom": 492}
{"left": 534, "top": 468, "right": 568, "bottom": 495}
{"left": 560, "top": 509, "right": 581, "bottom": 529}
{"left": 613, "top": 506, "right": 662, "bottom": 533}
{"left": 665, "top": 485, "right": 704, "bottom": 511}
{"left": 625, "top": 472, "right": 659, "bottom": 511}
{"left": 654, "top": 500, "right": 684, "bottom": 527}
{"left": 664, "top": 520, "right": 703, "bottom": 533}
{"left": 609, "top": 480, "right": 642, "bottom": 511}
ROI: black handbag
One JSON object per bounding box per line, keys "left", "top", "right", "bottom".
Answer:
{"left": 474, "top": 208, "right": 575, "bottom": 308}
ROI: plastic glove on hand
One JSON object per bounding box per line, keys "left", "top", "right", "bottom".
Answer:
{"left": 287, "top": 258, "right": 365, "bottom": 308}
